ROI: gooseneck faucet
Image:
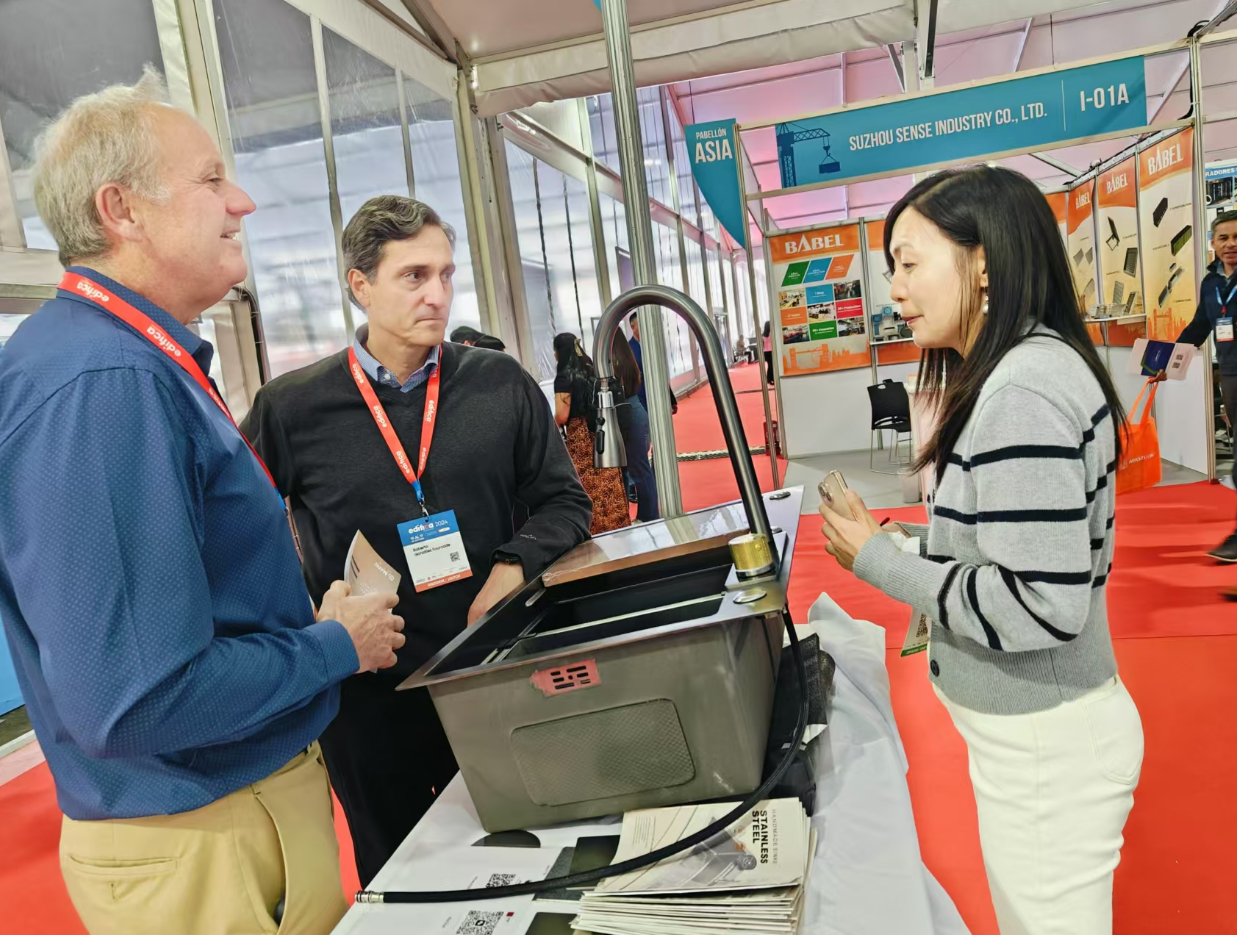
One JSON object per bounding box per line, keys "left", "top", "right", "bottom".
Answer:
{"left": 591, "top": 285, "right": 779, "bottom": 570}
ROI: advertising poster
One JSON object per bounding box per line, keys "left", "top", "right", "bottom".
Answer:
{"left": 1067, "top": 180, "right": 1098, "bottom": 311}
{"left": 1139, "top": 127, "right": 1197, "bottom": 341}
{"left": 1095, "top": 156, "right": 1145, "bottom": 346}
{"left": 770, "top": 223, "right": 870, "bottom": 374}
{"left": 865, "top": 218, "right": 913, "bottom": 348}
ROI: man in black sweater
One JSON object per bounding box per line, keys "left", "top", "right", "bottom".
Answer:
{"left": 241, "top": 195, "right": 591, "bottom": 886}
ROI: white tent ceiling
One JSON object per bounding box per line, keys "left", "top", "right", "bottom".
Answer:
{"left": 394, "top": 0, "right": 1237, "bottom": 228}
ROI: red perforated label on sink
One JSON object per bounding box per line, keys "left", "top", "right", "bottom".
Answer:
{"left": 530, "top": 660, "right": 601, "bottom": 696}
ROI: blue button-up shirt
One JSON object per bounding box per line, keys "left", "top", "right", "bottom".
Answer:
{"left": 0, "top": 267, "right": 358, "bottom": 821}
{"left": 352, "top": 323, "right": 439, "bottom": 392}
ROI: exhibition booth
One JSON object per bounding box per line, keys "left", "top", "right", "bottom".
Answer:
{"left": 5, "top": 1, "right": 1237, "bottom": 934}
{"left": 721, "top": 43, "right": 1221, "bottom": 480}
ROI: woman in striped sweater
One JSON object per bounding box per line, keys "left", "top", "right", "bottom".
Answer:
{"left": 820, "top": 166, "right": 1144, "bottom": 935}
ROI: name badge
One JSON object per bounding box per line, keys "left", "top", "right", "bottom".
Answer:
{"left": 901, "top": 611, "right": 931, "bottom": 657}
{"left": 397, "top": 510, "right": 473, "bottom": 593}
{"left": 1217, "top": 317, "right": 1234, "bottom": 342}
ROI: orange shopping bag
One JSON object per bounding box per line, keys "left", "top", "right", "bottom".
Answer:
{"left": 1116, "top": 378, "right": 1161, "bottom": 495}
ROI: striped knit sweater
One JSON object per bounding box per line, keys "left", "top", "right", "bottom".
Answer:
{"left": 854, "top": 329, "right": 1118, "bottom": 715}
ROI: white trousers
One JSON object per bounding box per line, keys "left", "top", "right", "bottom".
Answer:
{"left": 934, "top": 677, "right": 1144, "bottom": 935}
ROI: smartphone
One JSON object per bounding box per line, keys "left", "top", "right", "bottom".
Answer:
{"left": 818, "top": 470, "right": 856, "bottom": 521}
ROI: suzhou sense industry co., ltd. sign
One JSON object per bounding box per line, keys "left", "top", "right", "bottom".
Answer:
{"left": 777, "top": 56, "right": 1149, "bottom": 188}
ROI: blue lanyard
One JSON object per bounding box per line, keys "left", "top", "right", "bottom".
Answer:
{"left": 1218, "top": 281, "right": 1237, "bottom": 316}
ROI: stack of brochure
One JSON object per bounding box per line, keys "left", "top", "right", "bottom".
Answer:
{"left": 572, "top": 798, "right": 814, "bottom": 935}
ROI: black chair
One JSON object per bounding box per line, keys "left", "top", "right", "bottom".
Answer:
{"left": 867, "top": 379, "right": 913, "bottom": 474}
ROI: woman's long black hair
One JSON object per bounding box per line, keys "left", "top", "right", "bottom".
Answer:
{"left": 553, "top": 332, "right": 594, "bottom": 375}
{"left": 884, "top": 166, "right": 1126, "bottom": 483}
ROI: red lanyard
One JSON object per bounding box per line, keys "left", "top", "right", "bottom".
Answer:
{"left": 347, "top": 346, "right": 440, "bottom": 513}
{"left": 59, "top": 271, "right": 277, "bottom": 489}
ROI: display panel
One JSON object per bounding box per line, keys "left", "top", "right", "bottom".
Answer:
{"left": 769, "top": 223, "right": 869, "bottom": 375}
{"left": 1140, "top": 128, "right": 1197, "bottom": 342}
{"left": 1095, "top": 155, "right": 1145, "bottom": 346}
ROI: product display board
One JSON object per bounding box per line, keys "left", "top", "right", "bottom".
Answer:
{"left": 864, "top": 218, "right": 910, "bottom": 345}
{"left": 1067, "top": 181, "right": 1098, "bottom": 311}
{"left": 1140, "top": 127, "right": 1197, "bottom": 342}
{"left": 1095, "top": 155, "right": 1145, "bottom": 346}
{"left": 770, "top": 223, "right": 869, "bottom": 374}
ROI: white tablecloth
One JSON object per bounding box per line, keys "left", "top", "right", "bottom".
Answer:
{"left": 332, "top": 593, "right": 971, "bottom": 935}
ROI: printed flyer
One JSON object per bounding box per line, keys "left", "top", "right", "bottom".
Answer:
{"left": 1095, "top": 155, "right": 1145, "bottom": 346}
{"left": 770, "top": 223, "right": 870, "bottom": 375}
{"left": 1139, "top": 127, "right": 1197, "bottom": 341}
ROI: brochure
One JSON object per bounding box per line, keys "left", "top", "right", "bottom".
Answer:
{"left": 345, "top": 530, "right": 401, "bottom": 595}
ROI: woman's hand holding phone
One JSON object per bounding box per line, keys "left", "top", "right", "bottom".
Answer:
{"left": 819, "top": 486, "right": 883, "bottom": 572}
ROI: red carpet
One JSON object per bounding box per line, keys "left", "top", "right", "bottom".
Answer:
{"left": 3, "top": 364, "right": 1235, "bottom": 934}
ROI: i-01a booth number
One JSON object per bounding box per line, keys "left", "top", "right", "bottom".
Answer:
{"left": 771, "top": 224, "right": 868, "bottom": 375}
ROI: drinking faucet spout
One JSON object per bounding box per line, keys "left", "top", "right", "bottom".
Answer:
{"left": 592, "top": 285, "right": 778, "bottom": 569}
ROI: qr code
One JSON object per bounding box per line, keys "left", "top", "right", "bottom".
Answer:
{"left": 485, "top": 873, "right": 516, "bottom": 888}
{"left": 450, "top": 551, "right": 461, "bottom": 563}
{"left": 455, "top": 910, "right": 505, "bottom": 934}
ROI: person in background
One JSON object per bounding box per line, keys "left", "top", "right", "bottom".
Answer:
{"left": 627, "top": 310, "right": 679, "bottom": 417}
{"left": 475, "top": 333, "right": 506, "bottom": 352}
{"left": 821, "top": 167, "right": 1142, "bottom": 934}
{"left": 611, "top": 331, "right": 659, "bottom": 522}
{"left": 554, "top": 332, "right": 632, "bottom": 534}
{"left": 0, "top": 72, "right": 405, "bottom": 935}
{"left": 1163, "top": 210, "right": 1237, "bottom": 565}
{"left": 241, "top": 196, "right": 591, "bottom": 886}
{"left": 762, "top": 320, "right": 775, "bottom": 384}
{"left": 450, "top": 324, "right": 482, "bottom": 345}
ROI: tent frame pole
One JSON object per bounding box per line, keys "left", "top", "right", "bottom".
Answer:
{"left": 599, "top": 0, "right": 684, "bottom": 517}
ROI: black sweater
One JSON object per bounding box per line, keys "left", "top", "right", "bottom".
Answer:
{"left": 240, "top": 343, "right": 592, "bottom": 681}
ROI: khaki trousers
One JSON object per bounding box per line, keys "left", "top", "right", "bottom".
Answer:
{"left": 60, "top": 742, "right": 347, "bottom": 935}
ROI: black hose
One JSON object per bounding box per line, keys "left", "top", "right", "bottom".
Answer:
{"left": 356, "top": 613, "right": 811, "bottom": 905}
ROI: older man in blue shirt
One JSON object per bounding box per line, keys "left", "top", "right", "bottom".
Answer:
{"left": 0, "top": 73, "right": 405, "bottom": 935}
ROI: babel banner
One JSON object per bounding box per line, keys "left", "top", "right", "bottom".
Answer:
{"left": 1095, "top": 154, "right": 1145, "bottom": 346}
{"left": 1067, "top": 180, "right": 1098, "bottom": 312}
{"left": 769, "top": 224, "right": 870, "bottom": 375}
{"left": 686, "top": 119, "right": 746, "bottom": 248}
{"left": 1139, "top": 127, "right": 1196, "bottom": 341}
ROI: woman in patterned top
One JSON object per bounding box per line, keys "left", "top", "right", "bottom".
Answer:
{"left": 553, "top": 332, "right": 632, "bottom": 535}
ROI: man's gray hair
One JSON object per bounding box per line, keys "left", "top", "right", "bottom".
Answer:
{"left": 32, "top": 66, "right": 171, "bottom": 266}
{"left": 1212, "top": 209, "right": 1237, "bottom": 236}
{"left": 342, "top": 195, "right": 455, "bottom": 307}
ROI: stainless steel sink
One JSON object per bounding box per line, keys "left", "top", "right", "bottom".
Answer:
{"left": 399, "top": 285, "right": 798, "bottom": 833}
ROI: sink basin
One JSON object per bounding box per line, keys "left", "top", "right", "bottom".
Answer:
{"left": 399, "top": 487, "right": 804, "bottom": 832}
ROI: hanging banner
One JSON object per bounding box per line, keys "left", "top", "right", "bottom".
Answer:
{"left": 1095, "top": 155, "right": 1145, "bottom": 347}
{"left": 864, "top": 218, "right": 912, "bottom": 347}
{"left": 1046, "top": 190, "right": 1069, "bottom": 244}
{"left": 770, "top": 224, "right": 869, "bottom": 375}
{"left": 686, "top": 119, "right": 747, "bottom": 248}
{"left": 1067, "top": 180, "right": 1098, "bottom": 312}
{"left": 778, "top": 56, "right": 1148, "bottom": 189}
{"left": 1139, "top": 127, "right": 1196, "bottom": 342}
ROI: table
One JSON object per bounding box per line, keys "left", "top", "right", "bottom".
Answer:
{"left": 332, "top": 595, "right": 971, "bottom": 935}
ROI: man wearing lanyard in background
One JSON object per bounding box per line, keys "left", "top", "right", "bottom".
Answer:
{"left": 0, "top": 74, "right": 405, "bottom": 935}
{"left": 241, "top": 195, "right": 592, "bottom": 886}
{"left": 1170, "top": 210, "right": 1237, "bottom": 568}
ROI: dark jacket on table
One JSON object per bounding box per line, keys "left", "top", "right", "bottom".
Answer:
{"left": 240, "top": 343, "right": 592, "bottom": 682}
{"left": 1177, "top": 257, "right": 1237, "bottom": 376}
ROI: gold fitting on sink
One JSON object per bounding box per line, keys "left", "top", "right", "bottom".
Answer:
{"left": 729, "top": 533, "right": 774, "bottom": 579}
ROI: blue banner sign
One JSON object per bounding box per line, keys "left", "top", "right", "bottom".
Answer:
{"left": 1206, "top": 164, "right": 1237, "bottom": 181}
{"left": 777, "top": 57, "right": 1148, "bottom": 189}
{"left": 686, "top": 118, "right": 747, "bottom": 248}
